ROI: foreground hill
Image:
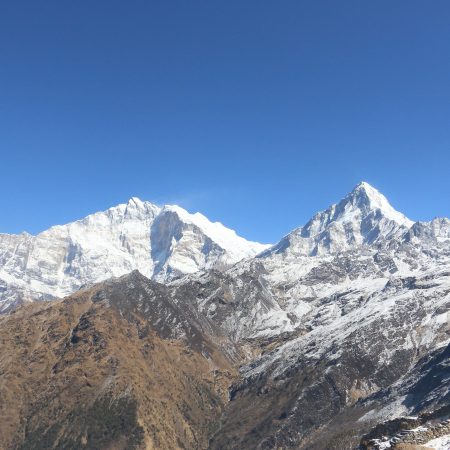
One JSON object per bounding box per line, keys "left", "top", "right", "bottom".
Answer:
{"left": 0, "top": 271, "right": 236, "bottom": 450}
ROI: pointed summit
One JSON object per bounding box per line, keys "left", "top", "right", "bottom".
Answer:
{"left": 128, "top": 196, "right": 144, "bottom": 205}
{"left": 265, "top": 181, "right": 413, "bottom": 257}
{"left": 349, "top": 181, "right": 385, "bottom": 204}
{"left": 125, "top": 196, "right": 154, "bottom": 210}
{"left": 339, "top": 182, "right": 413, "bottom": 228}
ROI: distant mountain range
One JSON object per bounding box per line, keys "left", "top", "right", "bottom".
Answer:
{"left": 1, "top": 182, "right": 450, "bottom": 450}
{"left": 0, "top": 197, "right": 267, "bottom": 313}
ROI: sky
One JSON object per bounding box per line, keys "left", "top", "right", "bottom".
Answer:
{"left": 1, "top": 1, "right": 449, "bottom": 243}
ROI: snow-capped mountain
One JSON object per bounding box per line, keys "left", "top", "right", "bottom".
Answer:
{"left": 170, "top": 181, "right": 428, "bottom": 341}
{"left": 265, "top": 181, "right": 413, "bottom": 257}
{"left": 202, "top": 183, "right": 450, "bottom": 449}
{"left": 164, "top": 182, "right": 450, "bottom": 449}
{"left": 0, "top": 197, "right": 268, "bottom": 312}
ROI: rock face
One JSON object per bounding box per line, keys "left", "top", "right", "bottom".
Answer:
{"left": 1, "top": 181, "right": 450, "bottom": 450}
{"left": 0, "top": 198, "right": 268, "bottom": 313}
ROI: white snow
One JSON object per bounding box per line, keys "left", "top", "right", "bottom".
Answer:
{"left": 355, "top": 182, "right": 414, "bottom": 227}
{"left": 0, "top": 197, "right": 269, "bottom": 311}
{"left": 425, "top": 434, "right": 450, "bottom": 450}
{"left": 264, "top": 181, "right": 414, "bottom": 258}
{"left": 163, "top": 204, "right": 269, "bottom": 261}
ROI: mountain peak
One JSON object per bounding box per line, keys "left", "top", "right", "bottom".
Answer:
{"left": 348, "top": 181, "right": 389, "bottom": 205}
{"left": 343, "top": 181, "right": 413, "bottom": 227}
{"left": 126, "top": 196, "right": 148, "bottom": 208}
{"left": 121, "top": 197, "right": 161, "bottom": 218}
{"left": 265, "top": 182, "right": 414, "bottom": 257}
{"left": 351, "top": 180, "right": 380, "bottom": 197}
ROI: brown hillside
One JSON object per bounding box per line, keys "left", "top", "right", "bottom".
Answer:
{"left": 0, "top": 277, "right": 236, "bottom": 450}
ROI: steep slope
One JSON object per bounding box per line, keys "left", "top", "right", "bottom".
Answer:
{"left": 0, "top": 198, "right": 267, "bottom": 312}
{"left": 208, "top": 268, "right": 450, "bottom": 449}
{"left": 0, "top": 272, "right": 237, "bottom": 450}
{"left": 150, "top": 205, "right": 266, "bottom": 281}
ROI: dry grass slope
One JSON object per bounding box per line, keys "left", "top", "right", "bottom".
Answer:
{"left": 0, "top": 284, "right": 236, "bottom": 450}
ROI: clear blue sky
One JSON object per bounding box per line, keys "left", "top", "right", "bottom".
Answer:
{"left": 1, "top": 1, "right": 449, "bottom": 243}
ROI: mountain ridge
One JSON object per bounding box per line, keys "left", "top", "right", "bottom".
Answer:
{"left": 0, "top": 197, "right": 268, "bottom": 313}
